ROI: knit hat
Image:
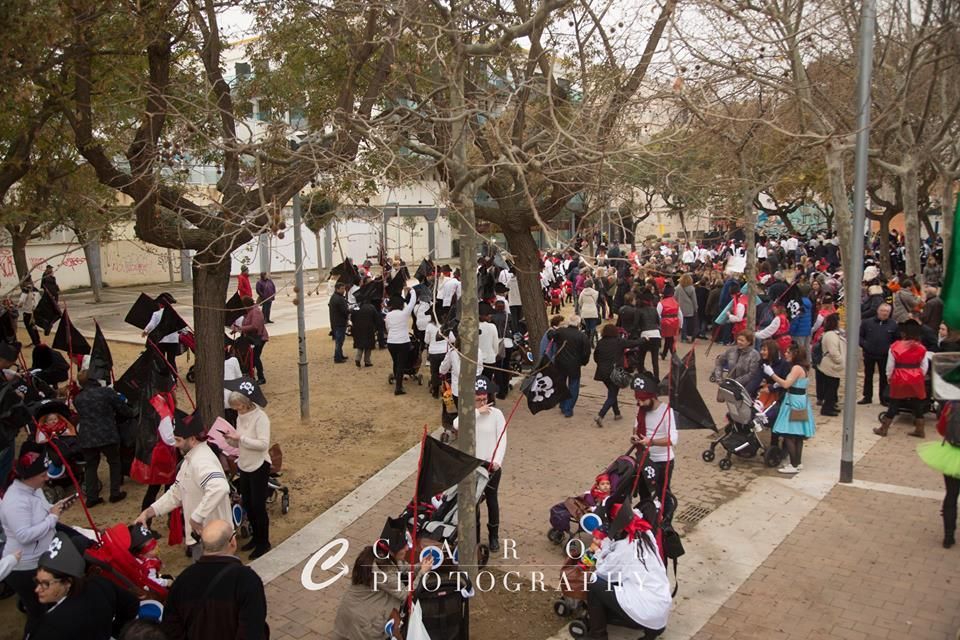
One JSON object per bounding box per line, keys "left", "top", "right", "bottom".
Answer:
{"left": 173, "top": 412, "right": 204, "bottom": 438}
{"left": 15, "top": 451, "right": 47, "bottom": 479}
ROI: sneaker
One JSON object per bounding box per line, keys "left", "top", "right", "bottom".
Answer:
{"left": 797, "top": 464, "right": 803, "bottom": 470}
{"left": 594, "top": 416, "right": 604, "bottom": 428}
{"left": 778, "top": 464, "right": 799, "bottom": 474}
{"left": 613, "top": 413, "right": 623, "bottom": 421}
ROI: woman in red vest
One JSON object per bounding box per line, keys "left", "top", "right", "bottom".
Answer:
{"left": 658, "top": 284, "right": 681, "bottom": 359}
{"left": 874, "top": 319, "right": 929, "bottom": 437}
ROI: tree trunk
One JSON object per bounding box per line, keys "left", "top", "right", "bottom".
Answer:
{"left": 942, "top": 176, "right": 956, "bottom": 269}
{"left": 191, "top": 254, "right": 230, "bottom": 428}
{"left": 503, "top": 227, "right": 547, "bottom": 348}
{"left": 879, "top": 214, "right": 892, "bottom": 277}
{"left": 901, "top": 156, "right": 923, "bottom": 281}
{"left": 315, "top": 231, "right": 323, "bottom": 282}
{"left": 825, "top": 145, "right": 857, "bottom": 311}
{"left": 10, "top": 230, "right": 29, "bottom": 282}
{"left": 78, "top": 233, "right": 103, "bottom": 302}
{"left": 740, "top": 168, "right": 758, "bottom": 330}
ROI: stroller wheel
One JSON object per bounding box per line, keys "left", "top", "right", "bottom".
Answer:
{"left": 417, "top": 374, "right": 424, "bottom": 386}
{"left": 554, "top": 600, "right": 569, "bottom": 617}
{"left": 240, "top": 523, "right": 252, "bottom": 539}
{"left": 441, "top": 431, "right": 450, "bottom": 444}
{"left": 718, "top": 458, "right": 733, "bottom": 471}
{"left": 568, "top": 620, "right": 587, "bottom": 637}
{"left": 185, "top": 367, "right": 196, "bottom": 383}
{"left": 547, "top": 528, "right": 564, "bottom": 545}
{"left": 701, "top": 449, "right": 716, "bottom": 463}
{"left": 709, "top": 372, "right": 717, "bottom": 383}
{"left": 281, "top": 492, "right": 290, "bottom": 515}
{"left": 388, "top": 374, "right": 395, "bottom": 384}
{"left": 763, "top": 446, "right": 784, "bottom": 468}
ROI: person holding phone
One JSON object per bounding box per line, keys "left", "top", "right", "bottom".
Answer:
{"left": 0, "top": 453, "right": 76, "bottom": 636}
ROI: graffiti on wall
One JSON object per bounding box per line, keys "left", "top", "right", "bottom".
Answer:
{"left": 0, "top": 249, "right": 88, "bottom": 278}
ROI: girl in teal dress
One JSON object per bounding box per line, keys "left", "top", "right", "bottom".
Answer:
{"left": 763, "top": 342, "right": 816, "bottom": 474}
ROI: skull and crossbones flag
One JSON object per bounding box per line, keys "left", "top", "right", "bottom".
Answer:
{"left": 522, "top": 358, "right": 570, "bottom": 414}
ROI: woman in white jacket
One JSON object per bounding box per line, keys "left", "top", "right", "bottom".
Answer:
{"left": 587, "top": 508, "right": 671, "bottom": 638}
{"left": 579, "top": 280, "right": 601, "bottom": 343}
{"left": 225, "top": 392, "right": 272, "bottom": 559}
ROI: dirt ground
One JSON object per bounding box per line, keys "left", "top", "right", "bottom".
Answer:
{"left": 0, "top": 326, "right": 446, "bottom": 639}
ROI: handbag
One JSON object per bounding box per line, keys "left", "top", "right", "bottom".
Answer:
{"left": 789, "top": 408, "right": 808, "bottom": 422}
{"left": 609, "top": 365, "right": 635, "bottom": 389}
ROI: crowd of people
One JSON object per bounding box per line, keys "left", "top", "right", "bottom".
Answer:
{"left": 0, "top": 221, "right": 956, "bottom": 640}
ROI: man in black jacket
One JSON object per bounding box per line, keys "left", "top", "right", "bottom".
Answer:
{"left": 616, "top": 293, "right": 639, "bottom": 339}
{"left": 328, "top": 281, "right": 350, "bottom": 363}
{"left": 163, "top": 519, "right": 269, "bottom": 640}
{"left": 74, "top": 371, "right": 136, "bottom": 506}
{"left": 858, "top": 303, "right": 897, "bottom": 405}
{"left": 553, "top": 316, "right": 591, "bottom": 418}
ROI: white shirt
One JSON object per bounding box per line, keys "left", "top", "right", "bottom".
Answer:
{"left": 439, "top": 349, "right": 461, "bottom": 397}
{"left": 593, "top": 532, "right": 672, "bottom": 630}
{"left": 236, "top": 407, "right": 272, "bottom": 473}
{"left": 385, "top": 291, "right": 416, "bottom": 344}
{"left": 414, "top": 301, "right": 432, "bottom": 331}
{"left": 785, "top": 237, "right": 799, "bottom": 251}
{"left": 224, "top": 356, "right": 243, "bottom": 408}
{"left": 439, "top": 278, "right": 461, "bottom": 307}
{"left": 454, "top": 407, "right": 507, "bottom": 467}
{"left": 636, "top": 403, "right": 678, "bottom": 462}
{"left": 0, "top": 480, "right": 58, "bottom": 570}
{"left": 425, "top": 323, "right": 450, "bottom": 356}
{"left": 144, "top": 308, "right": 181, "bottom": 344}
{"left": 757, "top": 244, "right": 768, "bottom": 259}
{"left": 755, "top": 315, "right": 781, "bottom": 340}
{"left": 507, "top": 274, "right": 521, "bottom": 306}
{"left": 681, "top": 250, "right": 695, "bottom": 264}
{"left": 478, "top": 321, "right": 500, "bottom": 364}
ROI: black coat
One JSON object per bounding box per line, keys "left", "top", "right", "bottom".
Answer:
{"left": 616, "top": 304, "right": 638, "bottom": 338}
{"left": 860, "top": 294, "right": 885, "bottom": 320}
{"left": 593, "top": 337, "right": 642, "bottom": 382}
{"left": 636, "top": 306, "right": 659, "bottom": 333}
{"left": 552, "top": 326, "right": 591, "bottom": 377}
{"left": 73, "top": 383, "right": 136, "bottom": 449}
{"left": 328, "top": 292, "right": 349, "bottom": 329}
{"left": 859, "top": 317, "right": 898, "bottom": 359}
{"left": 351, "top": 303, "right": 380, "bottom": 350}
{"left": 162, "top": 556, "right": 269, "bottom": 640}
{"left": 30, "top": 576, "right": 138, "bottom": 640}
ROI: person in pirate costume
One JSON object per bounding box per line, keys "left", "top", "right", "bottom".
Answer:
{"left": 628, "top": 372, "right": 678, "bottom": 500}
{"left": 30, "top": 533, "right": 139, "bottom": 640}
{"left": 873, "top": 319, "right": 931, "bottom": 438}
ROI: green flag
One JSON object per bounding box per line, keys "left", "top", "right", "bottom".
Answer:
{"left": 944, "top": 196, "right": 960, "bottom": 329}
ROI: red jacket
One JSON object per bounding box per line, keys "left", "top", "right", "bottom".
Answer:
{"left": 774, "top": 313, "right": 792, "bottom": 352}
{"left": 237, "top": 273, "right": 253, "bottom": 298}
{"left": 730, "top": 292, "right": 747, "bottom": 335}
{"left": 889, "top": 340, "right": 927, "bottom": 400}
{"left": 660, "top": 297, "right": 680, "bottom": 337}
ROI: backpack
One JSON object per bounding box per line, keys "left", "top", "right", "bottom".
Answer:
{"left": 811, "top": 340, "right": 823, "bottom": 367}
{"left": 940, "top": 402, "right": 960, "bottom": 447}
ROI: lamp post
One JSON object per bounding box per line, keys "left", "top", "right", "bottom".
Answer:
{"left": 288, "top": 139, "right": 310, "bottom": 420}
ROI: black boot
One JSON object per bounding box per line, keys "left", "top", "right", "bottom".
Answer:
{"left": 487, "top": 523, "right": 500, "bottom": 552}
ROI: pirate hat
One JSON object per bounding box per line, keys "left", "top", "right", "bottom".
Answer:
{"left": 173, "top": 411, "right": 204, "bottom": 438}
{"left": 39, "top": 533, "right": 86, "bottom": 579}
{"left": 475, "top": 376, "right": 498, "bottom": 396}
{"left": 224, "top": 376, "right": 268, "bottom": 407}
{"left": 632, "top": 372, "right": 659, "bottom": 398}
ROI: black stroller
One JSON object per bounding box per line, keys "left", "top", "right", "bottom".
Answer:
{"left": 702, "top": 379, "right": 780, "bottom": 470}
{"left": 387, "top": 333, "right": 425, "bottom": 386}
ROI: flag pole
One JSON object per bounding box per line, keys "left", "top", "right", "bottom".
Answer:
{"left": 840, "top": 0, "right": 876, "bottom": 484}
{"left": 407, "top": 425, "right": 428, "bottom": 613}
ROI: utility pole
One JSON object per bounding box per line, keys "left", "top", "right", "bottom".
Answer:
{"left": 292, "top": 192, "right": 310, "bottom": 420}
{"left": 841, "top": 0, "right": 876, "bottom": 483}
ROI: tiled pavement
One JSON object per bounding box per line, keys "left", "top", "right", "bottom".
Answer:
{"left": 693, "top": 431, "right": 960, "bottom": 640}
{"left": 254, "top": 341, "right": 959, "bottom": 640}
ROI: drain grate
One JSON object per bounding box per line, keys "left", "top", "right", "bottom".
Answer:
{"left": 676, "top": 505, "right": 712, "bottom": 524}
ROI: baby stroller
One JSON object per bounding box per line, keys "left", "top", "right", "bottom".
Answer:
{"left": 508, "top": 331, "right": 535, "bottom": 373}
{"left": 85, "top": 523, "right": 169, "bottom": 602}
{"left": 702, "top": 379, "right": 779, "bottom": 470}
{"left": 546, "top": 450, "right": 647, "bottom": 545}
{"left": 23, "top": 401, "right": 85, "bottom": 502}
{"left": 387, "top": 333, "right": 424, "bottom": 386}
{"left": 216, "top": 442, "right": 290, "bottom": 540}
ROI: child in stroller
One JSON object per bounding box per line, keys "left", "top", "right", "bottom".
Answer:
{"left": 84, "top": 522, "right": 169, "bottom": 602}
{"left": 546, "top": 473, "right": 611, "bottom": 544}
{"left": 702, "top": 378, "right": 780, "bottom": 470}
{"left": 21, "top": 401, "right": 83, "bottom": 501}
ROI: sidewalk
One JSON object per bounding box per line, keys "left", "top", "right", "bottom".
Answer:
{"left": 693, "top": 433, "right": 959, "bottom": 640}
